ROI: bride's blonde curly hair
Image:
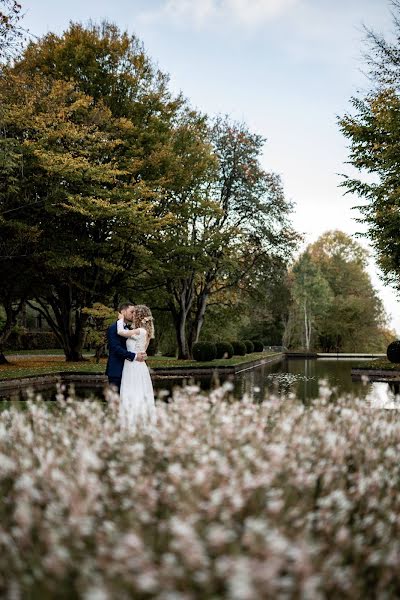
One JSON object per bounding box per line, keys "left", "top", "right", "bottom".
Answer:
{"left": 134, "top": 305, "right": 155, "bottom": 339}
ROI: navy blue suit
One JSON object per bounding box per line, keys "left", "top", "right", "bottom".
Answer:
{"left": 105, "top": 322, "right": 136, "bottom": 391}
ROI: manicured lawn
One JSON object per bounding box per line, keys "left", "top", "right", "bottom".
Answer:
{"left": 0, "top": 352, "right": 280, "bottom": 380}
{"left": 353, "top": 359, "right": 400, "bottom": 371}
{"left": 6, "top": 349, "right": 94, "bottom": 356}
{"left": 148, "top": 352, "right": 279, "bottom": 369}
{"left": 0, "top": 358, "right": 106, "bottom": 380}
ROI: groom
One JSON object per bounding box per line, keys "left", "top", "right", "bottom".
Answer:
{"left": 105, "top": 302, "right": 146, "bottom": 392}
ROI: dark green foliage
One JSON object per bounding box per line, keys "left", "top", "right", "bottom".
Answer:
{"left": 339, "top": 8, "right": 400, "bottom": 292}
{"left": 5, "top": 331, "right": 60, "bottom": 350}
{"left": 387, "top": 341, "right": 400, "bottom": 363}
{"left": 285, "top": 231, "right": 389, "bottom": 352}
{"left": 215, "top": 341, "right": 234, "bottom": 359}
{"left": 230, "top": 341, "right": 246, "bottom": 356}
{"left": 243, "top": 340, "right": 254, "bottom": 353}
{"left": 252, "top": 340, "right": 264, "bottom": 352}
{"left": 146, "top": 339, "right": 157, "bottom": 357}
{"left": 192, "top": 342, "right": 217, "bottom": 362}
{"left": 237, "top": 257, "right": 292, "bottom": 348}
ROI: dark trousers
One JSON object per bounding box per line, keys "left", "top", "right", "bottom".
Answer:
{"left": 108, "top": 377, "right": 121, "bottom": 393}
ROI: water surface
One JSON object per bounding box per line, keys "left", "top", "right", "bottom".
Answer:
{"left": 157, "top": 358, "right": 399, "bottom": 406}
{"left": 1, "top": 357, "right": 398, "bottom": 407}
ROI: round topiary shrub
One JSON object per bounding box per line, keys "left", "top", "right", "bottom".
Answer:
{"left": 230, "top": 341, "right": 246, "bottom": 356}
{"left": 243, "top": 340, "right": 254, "bottom": 353}
{"left": 215, "top": 341, "right": 234, "bottom": 359}
{"left": 252, "top": 340, "right": 264, "bottom": 352}
{"left": 387, "top": 340, "right": 400, "bottom": 363}
{"left": 192, "top": 341, "right": 217, "bottom": 362}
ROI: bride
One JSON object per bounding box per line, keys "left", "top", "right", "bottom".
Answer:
{"left": 116, "top": 305, "right": 156, "bottom": 430}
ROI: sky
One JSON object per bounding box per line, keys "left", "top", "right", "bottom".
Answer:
{"left": 20, "top": 0, "right": 400, "bottom": 332}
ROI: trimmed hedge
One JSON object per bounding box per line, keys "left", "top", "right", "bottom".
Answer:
{"left": 252, "top": 340, "right": 264, "bottom": 352}
{"left": 387, "top": 340, "right": 400, "bottom": 363}
{"left": 192, "top": 342, "right": 217, "bottom": 362}
{"left": 230, "top": 341, "right": 246, "bottom": 356}
{"left": 215, "top": 341, "right": 234, "bottom": 359}
{"left": 243, "top": 340, "right": 254, "bottom": 354}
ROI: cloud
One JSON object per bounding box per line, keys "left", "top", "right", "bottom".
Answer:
{"left": 142, "top": 0, "right": 301, "bottom": 28}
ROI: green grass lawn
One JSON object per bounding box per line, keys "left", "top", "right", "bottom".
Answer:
{"left": 353, "top": 359, "right": 400, "bottom": 371}
{"left": 0, "top": 352, "right": 281, "bottom": 380}
{"left": 6, "top": 349, "right": 94, "bottom": 356}
{"left": 148, "top": 352, "right": 278, "bottom": 369}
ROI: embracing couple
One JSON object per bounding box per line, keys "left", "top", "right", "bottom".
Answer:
{"left": 105, "top": 302, "right": 156, "bottom": 430}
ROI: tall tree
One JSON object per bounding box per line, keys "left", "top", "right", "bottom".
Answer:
{"left": 238, "top": 256, "right": 292, "bottom": 346}
{"left": 308, "top": 231, "right": 388, "bottom": 352}
{"left": 285, "top": 231, "right": 389, "bottom": 352}
{"left": 188, "top": 118, "right": 298, "bottom": 351}
{"left": 339, "top": 1, "right": 400, "bottom": 291}
{"left": 0, "top": 22, "right": 190, "bottom": 360}
{"left": 149, "top": 117, "right": 298, "bottom": 358}
{"left": 285, "top": 252, "right": 333, "bottom": 351}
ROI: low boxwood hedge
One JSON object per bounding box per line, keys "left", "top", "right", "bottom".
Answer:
{"left": 192, "top": 341, "right": 217, "bottom": 362}
{"left": 215, "top": 341, "right": 234, "bottom": 359}
{"left": 230, "top": 341, "right": 246, "bottom": 356}
{"left": 243, "top": 340, "right": 254, "bottom": 353}
{"left": 252, "top": 340, "right": 264, "bottom": 352}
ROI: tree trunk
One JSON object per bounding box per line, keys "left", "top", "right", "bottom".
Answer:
{"left": 304, "top": 300, "right": 311, "bottom": 351}
{"left": 0, "top": 296, "right": 25, "bottom": 364}
{"left": 282, "top": 311, "right": 294, "bottom": 349}
{"left": 59, "top": 310, "right": 89, "bottom": 362}
{"left": 188, "top": 291, "right": 209, "bottom": 353}
{"left": 173, "top": 311, "right": 190, "bottom": 360}
{"left": 168, "top": 279, "right": 195, "bottom": 360}
{"left": 33, "top": 291, "right": 89, "bottom": 362}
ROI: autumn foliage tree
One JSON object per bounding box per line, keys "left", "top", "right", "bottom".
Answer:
{"left": 0, "top": 22, "right": 194, "bottom": 360}
{"left": 285, "top": 231, "right": 389, "bottom": 352}
{"left": 149, "top": 117, "right": 298, "bottom": 359}
{"left": 1, "top": 21, "right": 298, "bottom": 360}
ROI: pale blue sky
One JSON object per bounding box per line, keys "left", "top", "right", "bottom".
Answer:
{"left": 20, "top": 0, "right": 400, "bottom": 331}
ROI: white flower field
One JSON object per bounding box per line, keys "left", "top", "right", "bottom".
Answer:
{"left": 1, "top": 383, "right": 400, "bottom": 598}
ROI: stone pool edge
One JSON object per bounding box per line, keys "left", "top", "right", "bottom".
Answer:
{"left": 0, "top": 353, "right": 284, "bottom": 393}
{"left": 351, "top": 368, "right": 400, "bottom": 382}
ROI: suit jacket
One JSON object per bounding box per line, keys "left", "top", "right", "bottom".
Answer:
{"left": 105, "top": 322, "right": 136, "bottom": 378}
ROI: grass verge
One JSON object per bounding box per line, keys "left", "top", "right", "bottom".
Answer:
{"left": 353, "top": 359, "right": 400, "bottom": 371}
{"left": 0, "top": 352, "right": 280, "bottom": 380}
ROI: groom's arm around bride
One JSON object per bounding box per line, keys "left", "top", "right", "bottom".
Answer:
{"left": 105, "top": 303, "right": 146, "bottom": 393}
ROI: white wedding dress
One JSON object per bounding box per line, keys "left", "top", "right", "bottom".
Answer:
{"left": 119, "top": 327, "right": 156, "bottom": 431}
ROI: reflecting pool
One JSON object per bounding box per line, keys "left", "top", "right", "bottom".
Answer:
{"left": 1, "top": 357, "right": 399, "bottom": 407}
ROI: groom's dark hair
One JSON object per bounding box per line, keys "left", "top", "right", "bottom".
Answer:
{"left": 118, "top": 302, "right": 135, "bottom": 312}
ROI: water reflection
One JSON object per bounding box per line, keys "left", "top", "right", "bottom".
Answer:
{"left": 235, "top": 358, "right": 400, "bottom": 406}
{"left": 1, "top": 358, "right": 399, "bottom": 406}
{"left": 155, "top": 359, "right": 391, "bottom": 405}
